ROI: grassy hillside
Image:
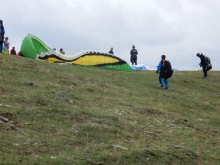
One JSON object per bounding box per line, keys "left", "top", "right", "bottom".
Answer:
{"left": 0, "top": 53, "right": 220, "bottom": 165}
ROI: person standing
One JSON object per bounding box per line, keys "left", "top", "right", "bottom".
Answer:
{"left": 130, "top": 45, "right": 138, "bottom": 65}
{"left": 3, "top": 36, "right": 10, "bottom": 54}
{"left": 196, "top": 53, "right": 211, "bottom": 78}
{"left": 108, "top": 47, "right": 114, "bottom": 55}
{"left": 0, "top": 19, "right": 5, "bottom": 53}
{"left": 10, "top": 46, "right": 16, "bottom": 55}
{"left": 156, "top": 55, "right": 173, "bottom": 89}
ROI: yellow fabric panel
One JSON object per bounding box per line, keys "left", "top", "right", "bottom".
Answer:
{"left": 46, "top": 57, "right": 63, "bottom": 63}
{"left": 72, "top": 55, "right": 119, "bottom": 66}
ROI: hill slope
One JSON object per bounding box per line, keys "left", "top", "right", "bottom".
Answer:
{"left": 0, "top": 53, "right": 220, "bottom": 165}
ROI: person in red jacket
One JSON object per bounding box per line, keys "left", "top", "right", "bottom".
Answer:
{"left": 10, "top": 46, "right": 16, "bottom": 55}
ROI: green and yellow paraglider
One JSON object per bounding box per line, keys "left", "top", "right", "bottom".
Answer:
{"left": 20, "top": 34, "right": 132, "bottom": 72}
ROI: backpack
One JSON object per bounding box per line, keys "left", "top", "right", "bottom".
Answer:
{"left": 164, "top": 60, "right": 173, "bottom": 79}
{"left": 160, "top": 60, "right": 173, "bottom": 79}
{"left": 205, "top": 56, "right": 212, "bottom": 71}
{"left": 164, "top": 60, "right": 172, "bottom": 70}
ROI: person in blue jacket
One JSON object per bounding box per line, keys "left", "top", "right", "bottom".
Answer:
{"left": 156, "top": 55, "right": 172, "bottom": 89}
{"left": 0, "top": 19, "right": 5, "bottom": 53}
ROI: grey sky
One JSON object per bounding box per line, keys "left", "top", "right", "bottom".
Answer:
{"left": 1, "top": 0, "right": 220, "bottom": 70}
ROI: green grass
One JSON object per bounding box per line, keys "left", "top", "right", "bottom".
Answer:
{"left": 0, "top": 53, "right": 220, "bottom": 165}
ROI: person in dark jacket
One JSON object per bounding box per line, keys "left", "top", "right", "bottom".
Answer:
{"left": 156, "top": 55, "right": 172, "bottom": 89}
{"left": 0, "top": 19, "right": 5, "bottom": 53}
{"left": 196, "top": 53, "right": 207, "bottom": 78}
{"left": 10, "top": 47, "right": 16, "bottom": 55}
{"left": 60, "top": 48, "right": 65, "bottom": 54}
{"left": 108, "top": 47, "right": 114, "bottom": 55}
{"left": 130, "top": 45, "right": 138, "bottom": 65}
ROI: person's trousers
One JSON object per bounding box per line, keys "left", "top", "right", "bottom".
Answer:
{"left": 0, "top": 41, "right": 3, "bottom": 53}
{"left": 159, "top": 76, "right": 168, "bottom": 88}
{"left": 130, "top": 56, "right": 137, "bottom": 65}
{"left": 202, "top": 66, "right": 207, "bottom": 77}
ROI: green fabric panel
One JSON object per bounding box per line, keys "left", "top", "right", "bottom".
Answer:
{"left": 20, "top": 34, "right": 52, "bottom": 59}
{"left": 72, "top": 63, "right": 132, "bottom": 72}
{"left": 2, "top": 48, "right": 8, "bottom": 54}
{"left": 98, "top": 64, "right": 132, "bottom": 72}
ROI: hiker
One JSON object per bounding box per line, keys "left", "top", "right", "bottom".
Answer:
{"left": 109, "top": 47, "right": 114, "bottom": 55}
{"left": 0, "top": 19, "right": 5, "bottom": 53}
{"left": 10, "top": 46, "right": 16, "bottom": 55}
{"left": 196, "top": 53, "right": 212, "bottom": 78}
{"left": 156, "top": 55, "right": 173, "bottom": 89}
{"left": 60, "top": 48, "right": 65, "bottom": 54}
{"left": 3, "top": 36, "right": 10, "bottom": 54}
{"left": 130, "top": 45, "right": 138, "bottom": 65}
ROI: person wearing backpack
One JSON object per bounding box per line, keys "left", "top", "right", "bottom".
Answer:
{"left": 196, "top": 53, "right": 212, "bottom": 78}
{"left": 156, "top": 55, "right": 173, "bottom": 89}
{"left": 0, "top": 19, "right": 5, "bottom": 53}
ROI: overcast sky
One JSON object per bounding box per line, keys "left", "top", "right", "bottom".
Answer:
{"left": 1, "top": 0, "right": 220, "bottom": 70}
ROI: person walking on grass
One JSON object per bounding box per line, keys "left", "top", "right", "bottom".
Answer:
{"left": 156, "top": 55, "right": 173, "bottom": 89}
{"left": 0, "top": 19, "right": 5, "bottom": 53}
{"left": 130, "top": 45, "right": 138, "bottom": 65}
{"left": 196, "top": 53, "right": 212, "bottom": 78}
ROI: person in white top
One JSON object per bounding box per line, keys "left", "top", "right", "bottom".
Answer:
{"left": 3, "top": 36, "right": 10, "bottom": 54}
